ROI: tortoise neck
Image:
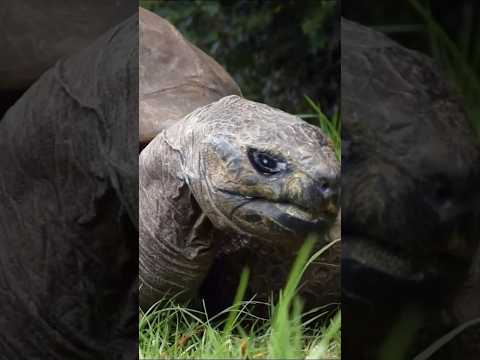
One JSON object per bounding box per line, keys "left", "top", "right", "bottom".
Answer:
{"left": 139, "top": 131, "right": 216, "bottom": 308}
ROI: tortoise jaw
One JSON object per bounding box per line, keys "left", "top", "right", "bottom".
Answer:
{"left": 242, "top": 200, "right": 334, "bottom": 241}
{"left": 342, "top": 233, "right": 472, "bottom": 304}
{"left": 343, "top": 236, "right": 428, "bottom": 281}
{"left": 342, "top": 235, "right": 434, "bottom": 305}
{"left": 220, "top": 190, "right": 337, "bottom": 241}
{"left": 270, "top": 201, "right": 335, "bottom": 235}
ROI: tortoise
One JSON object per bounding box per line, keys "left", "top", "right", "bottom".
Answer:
{"left": 138, "top": 8, "right": 341, "bottom": 312}
{"left": 341, "top": 18, "right": 480, "bottom": 359}
{"left": 0, "top": 11, "right": 138, "bottom": 359}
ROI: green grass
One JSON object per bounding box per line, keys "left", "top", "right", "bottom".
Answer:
{"left": 139, "top": 238, "right": 341, "bottom": 359}
{"left": 299, "top": 96, "right": 341, "bottom": 160}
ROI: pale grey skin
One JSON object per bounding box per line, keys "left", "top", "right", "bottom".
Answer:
{"left": 139, "top": 95, "right": 340, "bottom": 309}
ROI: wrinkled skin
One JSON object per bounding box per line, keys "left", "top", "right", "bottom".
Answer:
{"left": 342, "top": 19, "right": 480, "bottom": 359}
{"left": 139, "top": 95, "right": 340, "bottom": 309}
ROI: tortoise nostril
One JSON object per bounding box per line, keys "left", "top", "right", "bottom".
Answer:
{"left": 316, "top": 176, "right": 339, "bottom": 200}
{"left": 320, "top": 181, "right": 330, "bottom": 192}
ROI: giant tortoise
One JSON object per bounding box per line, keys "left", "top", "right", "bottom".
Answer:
{"left": 342, "top": 18, "right": 480, "bottom": 359}
{"left": 138, "top": 8, "right": 341, "bottom": 312}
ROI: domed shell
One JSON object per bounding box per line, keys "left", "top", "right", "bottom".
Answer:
{"left": 139, "top": 8, "right": 242, "bottom": 145}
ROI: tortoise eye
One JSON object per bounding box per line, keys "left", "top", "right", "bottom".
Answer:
{"left": 247, "top": 149, "right": 287, "bottom": 175}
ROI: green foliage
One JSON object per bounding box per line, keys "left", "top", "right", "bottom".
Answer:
{"left": 306, "top": 310, "right": 341, "bottom": 360}
{"left": 413, "top": 317, "right": 480, "bottom": 360}
{"left": 139, "top": 238, "right": 341, "bottom": 359}
{"left": 140, "top": 0, "right": 339, "bottom": 115}
{"left": 377, "top": 305, "right": 425, "bottom": 360}
{"left": 268, "top": 237, "right": 316, "bottom": 359}
{"left": 301, "top": 96, "right": 341, "bottom": 159}
{"left": 223, "top": 268, "right": 250, "bottom": 337}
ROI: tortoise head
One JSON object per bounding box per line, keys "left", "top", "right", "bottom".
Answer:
{"left": 341, "top": 19, "right": 480, "bottom": 304}
{"left": 173, "top": 95, "right": 340, "bottom": 244}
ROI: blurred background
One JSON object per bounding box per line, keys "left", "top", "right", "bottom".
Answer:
{"left": 140, "top": 0, "right": 340, "bottom": 117}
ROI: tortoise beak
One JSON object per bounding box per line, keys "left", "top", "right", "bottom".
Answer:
{"left": 285, "top": 172, "right": 340, "bottom": 220}
{"left": 232, "top": 198, "right": 337, "bottom": 243}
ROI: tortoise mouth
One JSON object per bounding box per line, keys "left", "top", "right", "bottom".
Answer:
{"left": 237, "top": 198, "right": 335, "bottom": 237}
{"left": 217, "top": 188, "right": 336, "bottom": 239}
{"left": 257, "top": 199, "right": 334, "bottom": 228}
{"left": 343, "top": 236, "right": 431, "bottom": 282}
{"left": 342, "top": 232, "right": 471, "bottom": 304}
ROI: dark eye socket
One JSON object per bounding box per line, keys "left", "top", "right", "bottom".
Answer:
{"left": 247, "top": 148, "right": 287, "bottom": 175}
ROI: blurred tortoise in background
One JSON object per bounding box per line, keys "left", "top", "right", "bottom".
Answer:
{"left": 341, "top": 18, "right": 480, "bottom": 359}
{"left": 0, "top": 0, "right": 136, "bottom": 118}
{"left": 139, "top": 8, "right": 341, "bottom": 313}
{"left": 0, "top": 9, "right": 138, "bottom": 359}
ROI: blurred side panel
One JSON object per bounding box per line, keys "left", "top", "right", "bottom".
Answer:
{"left": 0, "top": 0, "right": 137, "bottom": 117}
{"left": 342, "top": 1, "right": 480, "bottom": 359}
{"left": 0, "top": 3, "right": 138, "bottom": 360}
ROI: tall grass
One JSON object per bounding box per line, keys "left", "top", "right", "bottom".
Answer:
{"left": 300, "top": 96, "right": 341, "bottom": 159}
{"left": 139, "top": 238, "right": 341, "bottom": 359}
